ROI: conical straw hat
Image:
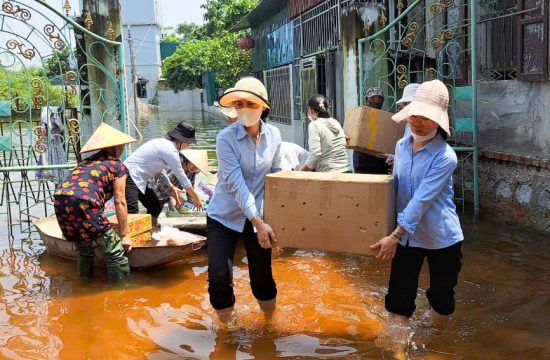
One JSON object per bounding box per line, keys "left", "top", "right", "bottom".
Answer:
{"left": 180, "top": 149, "right": 209, "bottom": 175}
{"left": 80, "top": 122, "right": 137, "bottom": 154}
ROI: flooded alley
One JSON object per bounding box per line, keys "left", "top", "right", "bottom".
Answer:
{"left": 1, "top": 111, "right": 549, "bottom": 359}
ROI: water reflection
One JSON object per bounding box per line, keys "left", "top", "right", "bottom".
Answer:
{"left": 1, "top": 111, "right": 550, "bottom": 359}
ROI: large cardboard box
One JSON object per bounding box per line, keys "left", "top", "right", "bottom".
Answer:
{"left": 264, "top": 171, "right": 396, "bottom": 256}
{"left": 108, "top": 214, "right": 152, "bottom": 237}
{"left": 344, "top": 106, "right": 406, "bottom": 155}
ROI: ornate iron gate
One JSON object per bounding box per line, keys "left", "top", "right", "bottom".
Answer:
{"left": 358, "top": 0, "right": 479, "bottom": 215}
{"left": 0, "top": 0, "right": 127, "bottom": 239}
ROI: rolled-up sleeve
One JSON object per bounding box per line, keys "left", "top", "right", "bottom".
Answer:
{"left": 163, "top": 147, "right": 192, "bottom": 189}
{"left": 397, "top": 154, "right": 457, "bottom": 234}
{"left": 305, "top": 122, "right": 321, "bottom": 169}
{"left": 216, "top": 135, "right": 259, "bottom": 220}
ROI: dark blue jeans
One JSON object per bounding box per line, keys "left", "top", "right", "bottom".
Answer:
{"left": 206, "top": 216, "right": 277, "bottom": 310}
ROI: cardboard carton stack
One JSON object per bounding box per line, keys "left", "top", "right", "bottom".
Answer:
{"left": 264, "top": 171, "right": 396, "bottom": 256}
{"left": 108, "top": 214, "right": 153, "bottom": 246}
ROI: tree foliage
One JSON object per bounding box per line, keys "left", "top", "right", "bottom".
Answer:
{"left": 163, "top": 32, "right": 251, "bottom": 90}
{"left": 162, "top": 0, "right": 258, "bottom": 90}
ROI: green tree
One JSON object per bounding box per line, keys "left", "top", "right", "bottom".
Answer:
{"left": 201, "top": 0, "right": 258, "bottom": 36}
{"left": 162, "top": 32, "right": 251, "bottom": 90}
{"left": 162, "top": 0, "right": 258, "bottom": 90}
{"left": 43, "top": 48, "right": 74, "bottom": 79}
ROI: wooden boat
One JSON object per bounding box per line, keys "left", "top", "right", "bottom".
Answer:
{"left": 32, "top": 216, "right": 206, "bottom": 269}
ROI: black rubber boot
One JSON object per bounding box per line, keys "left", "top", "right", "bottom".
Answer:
{"left": 76, "top": 242, "right": 95, "bottom": 280}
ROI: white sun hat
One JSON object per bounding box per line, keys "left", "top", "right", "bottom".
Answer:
{"left": 396, "top": 83, "right": 420, "bottom": 105}
{"left": 392, "top": 80, "right": 450, "bottom": 137}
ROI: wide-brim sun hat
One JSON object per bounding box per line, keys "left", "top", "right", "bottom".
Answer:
{"left": 167, "top": 122, "right": 197, "bottom": 144}
{"left": 180, "top": 149, "right": 209, "bottom": 175}
{"left": 80, "top": 122, "right": 137, "bottom": 154}
{"left": 396, "top": 83, "right": 420, "bottom": 105}
{"left": 392, "top": 79, "right": 450, "bottom": 136}
{"left": 218, "top": 77, "right": 271, "bottom": 109}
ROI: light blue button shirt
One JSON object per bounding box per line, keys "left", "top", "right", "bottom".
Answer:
{"left": 207, "top": 122, "right": 282, "bottom": 232}
{"left": 393, "top": 134, "right": 463, "bottom": 249}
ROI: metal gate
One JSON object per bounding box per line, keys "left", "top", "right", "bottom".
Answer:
{"left": 358, "top": 0, "right": 479, "bottom": 215}
{"left": 299, "top": 56, "right": 318, "bottom": 148}
{"left": 0, "top": 0, "right": 127, "bottom": 239}
{"left": 264, "top": 65, "right": 293, "bottom": 125}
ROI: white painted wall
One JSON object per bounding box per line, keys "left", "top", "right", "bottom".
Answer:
{"left": 120, "top": 0, "right": 162, "bottom": 104}
{"left": 158, "top": 89, "right": 202, "bottom": 111}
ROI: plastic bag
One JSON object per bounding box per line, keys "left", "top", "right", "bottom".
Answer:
{"left": 152, "top": 225, "right": 202, "bottom": 246}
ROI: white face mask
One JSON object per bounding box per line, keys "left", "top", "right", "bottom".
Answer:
{"left": 411, "top": 128, "right": 437, "bottom": 142}
{"left": 237, "top": 108, "right": 262, "bottom": 127}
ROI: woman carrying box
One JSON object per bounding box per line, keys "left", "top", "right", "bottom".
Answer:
{"left": 53, "top": 123, "right": 137, "bottom": 283}
{"left": 370, "top": 80, "right": 464, "bottom": 330}
{"left": 207, "top": 77, "right": 282, "bottom": 324}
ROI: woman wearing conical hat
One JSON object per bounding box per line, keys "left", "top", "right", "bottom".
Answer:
{"left": 146, "top": 149, "right": 210, "bottom": 212}
{"left": 370, "top": 80, "right": 464, "bottom": 332}
{"left": 53, "top": 123, "right": 137, "bottom": 283}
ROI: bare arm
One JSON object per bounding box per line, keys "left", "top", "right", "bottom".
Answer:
{"left": 113, "top": 174, "right": 132, "bottom": 251}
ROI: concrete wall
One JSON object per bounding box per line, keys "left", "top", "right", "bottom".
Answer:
{"left": 472, "top": 79, "right": 550, "bottom": 231}
{"left": 477, "top": 80, "right": 550, "bottom": 158}
{"left": 158, "top": 89, "right": 202, "bottom": 111}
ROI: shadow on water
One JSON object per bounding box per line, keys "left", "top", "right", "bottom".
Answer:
{"left": 1, "top": 111, "right": 550, "bottom": 359}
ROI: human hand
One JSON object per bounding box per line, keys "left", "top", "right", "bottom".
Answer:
{"left": 385, "top": 154, "right": 395, "bottom": 166}
{"left": 253, "top": 219, "right": 277, "bottom": 249}
{"left": 121, "top": 235, "right": 133, "bottom": 253}
{"left": 370, "top": 234, "right": 398, "bottom": 260}
{"left": 191, "top": 193, "right": 204, "bottom": 211}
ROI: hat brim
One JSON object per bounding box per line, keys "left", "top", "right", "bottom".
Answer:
{"left": 392, "top": 101, "right": 450, "bottom": 136}
{"left": 167, "top": 130, "right": 197, "bottom": 144}
{"left": 219, "top": 90, "right": 270, "bottom": 109}
{"left": 396, "top": 97, "right": 413, "bottom": 105}
{"left": 217, "top": 105, "right": 237, "bottom": 119}
{"left": 180, "top": 149, "right": 209, "bottom": 175}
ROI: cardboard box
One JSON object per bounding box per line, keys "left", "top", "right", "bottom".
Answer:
{"left": 108, "top": 214, "right": 152, "bottom": 237}
{"left": 264, "top": 171, "right": 396, "bottom": 256}
{"left": 344, "top": 106, "right": 405, "bottom": 155}
{"left": 131, "top": 231, "right": 153, "bottom": 247}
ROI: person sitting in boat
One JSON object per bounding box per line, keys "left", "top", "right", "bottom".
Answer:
{"left": 124, "top": 122, "right": 204, "bottom": 226}
{"left": 207, "top": 77, "right": 281, "bottom": 325}
{"left": 53, "top": 123, "right": 137, "bottom": 282}
{"left": 146, "top": 149, "right": 210, "bottom": 212}
{"left": 300, "top": 94, "right": 350, "bottom": 172}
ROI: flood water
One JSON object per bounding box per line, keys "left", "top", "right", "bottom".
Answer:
{"left": 1, "top": 110, "right": 549, "bottom": 359}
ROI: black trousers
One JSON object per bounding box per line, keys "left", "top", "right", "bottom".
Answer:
{"left": 206, "top": 216, "right": 277, "bottom": 310}
{"left": 385, "top": 242, "right": 463, "bottom": 318}
{"left": 125, "top": 175, "right": 165, "bottom": 218}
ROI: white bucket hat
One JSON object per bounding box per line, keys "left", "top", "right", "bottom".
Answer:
{"left": 180, "top": 149, "right": 209, "bottom": 175}
{"left": 218, "top": 77, "right": 270, "bottom": 109}
{"left": 396, "top": 83, "right": 420, "bottom": 105}
{"left": 392, "top": 79, "right": 450, "bottom": 136}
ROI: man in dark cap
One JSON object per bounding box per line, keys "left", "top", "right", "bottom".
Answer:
{"left": 353, "top": 87, "right": 390, "bottom": 174}
{"left": 124, "top": 122, "right": 203, "bottom": 226}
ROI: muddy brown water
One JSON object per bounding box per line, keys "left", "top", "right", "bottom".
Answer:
{"left": 1, "top": 111, "right": 549, "bottom": 359}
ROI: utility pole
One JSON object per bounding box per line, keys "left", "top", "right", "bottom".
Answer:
{"left": 127, "top": 25, "right": 139, "bottom": 126}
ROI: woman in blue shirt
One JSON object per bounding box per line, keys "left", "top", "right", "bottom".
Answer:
{"left": 370, "top": 80, "right": 464, "bottom": 329}
{"left": 207, "top": 77, "right": 282, "bottom": 323}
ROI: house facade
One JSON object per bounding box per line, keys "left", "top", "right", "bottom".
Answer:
{"left": 237, "top": 0, "right": 550, "bottom": 231}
